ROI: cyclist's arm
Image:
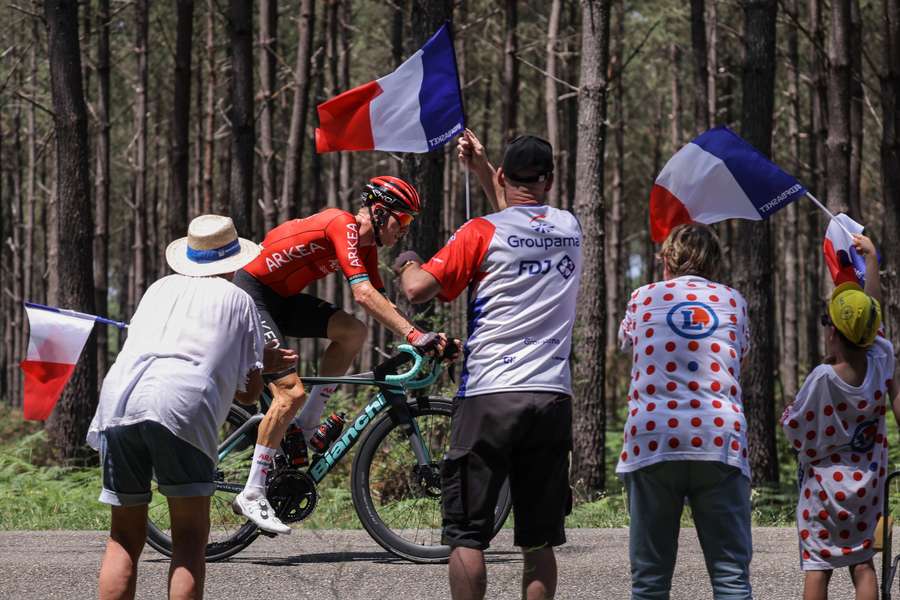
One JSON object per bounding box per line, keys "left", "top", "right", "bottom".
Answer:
{"left": 351, "top": 279, "right": 419, "bottom": 339}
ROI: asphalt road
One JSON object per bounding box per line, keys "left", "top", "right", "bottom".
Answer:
{"left": 0, "top": 528, "right": 885, "bottom": 599}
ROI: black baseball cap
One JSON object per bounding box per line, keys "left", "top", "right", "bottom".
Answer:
{"left": 501, "top": 135, "right": 554, "bottom": 183}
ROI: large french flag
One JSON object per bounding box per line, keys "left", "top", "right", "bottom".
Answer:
{"left": 823, "top": 213, "right": 868, "bottom": 286}
{"left": 650, "top": 126, "right": 807, "bottom": 242}
{"left": 20, "top": 305, "right": 95, "bottom": 420}
{"left": 315, "top": 23, "right": 464, "bottom": 154}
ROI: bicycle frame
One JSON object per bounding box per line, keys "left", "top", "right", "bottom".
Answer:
{"left": 216, "top": 345, "right": 440, "bottom": 491}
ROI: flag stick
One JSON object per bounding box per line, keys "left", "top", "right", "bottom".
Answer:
{"left": 24, "top": 301, "right": 128, "bottom": 329}
{"left": 464, "top": 167, "right": 471, "bottom": 221}
{"left": 804, "top": 192, "right": 855, "bottom": 237}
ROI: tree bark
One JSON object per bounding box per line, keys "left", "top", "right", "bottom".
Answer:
{"left": 203, "top": 0, "right": 216, "bottom": 213}
{"left": 848, "top": 0, "right": 863, "bottom": 218}
{"left": 881, "top": 0, "right": 900, "bottom": 355}
{"left": 501, "top": 0, "right": 519, "bottom": 141}
{"left": 133, "top": 0, "right": 149, "bottom": 300}
{"left": 545, "top": 0, "right": 562, "bottom": 207}
{"left": 43, "top": 0, "right": 97, "bottom": 461}
{"left": 94, "top": 0, "right": 111, "bottom": 378}
{"left": 229, "top": 0, "right": 254, "bottom": 235}
{"left": 280, "top": 0, "right": 315, "bottom": 221}
{"left": 669, "top": 43, "right": 684, "bottom": 147}
{"left": 571, "top": 0, "right": 611, "bottom": 495}
{"left": 690, "top": 0, "right": 710, "bottom": 132}
{"left": 826, "top": 0, "right": 852, "bottom": 215}
{"left": 734, "top": 0, "right": 779, "bottom": 485}
{"left": 706, "top": 0, "right": 718, "bottom": 125}
{"left": 259, "top": 0, "right": 278, "bottom": 231}
{"left": 170, "top": 0, "right": 194, "bottom": 242}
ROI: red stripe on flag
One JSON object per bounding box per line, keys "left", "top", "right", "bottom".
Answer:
{"left": 20, "top": 359, "right": 76, "bottom": 421}
{"left": 823, "top": 238, "right": 859, "bottom": 286}
{"left": 649, "top": 184, "right": 693, "bottom": 243}
{"left": 314, "top": 80, "right": 382, "bottom": 153}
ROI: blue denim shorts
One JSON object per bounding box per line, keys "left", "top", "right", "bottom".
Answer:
{"left": 98, "top": 421, "right": 216, "bottom": 506}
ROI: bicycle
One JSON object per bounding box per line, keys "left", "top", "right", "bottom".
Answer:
{"left": 144, "top": 344, "right": 512, "bottom": 563}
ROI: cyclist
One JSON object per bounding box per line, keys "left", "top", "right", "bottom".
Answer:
{"left": 395, "top": 132, "right": 581, "bottom": 600}
{"left": 231, "top": 175, "right": 446, "bottom": 534}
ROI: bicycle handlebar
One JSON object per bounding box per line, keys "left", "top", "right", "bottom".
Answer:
{"left": 376, "top": 343, "right": 454, "bottom": 390}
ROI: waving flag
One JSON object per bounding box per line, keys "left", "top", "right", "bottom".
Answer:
{"left": 315, "top": 22, "right": 464, "bottom": 154}
{"left": 823, "top": 213, "right": 867, "bottom": 286}
{"left": 650, "top": 126, "right": 807, "bottom": 242}
{"left": 21, "top": 305, "right": 95, "bottom": 420}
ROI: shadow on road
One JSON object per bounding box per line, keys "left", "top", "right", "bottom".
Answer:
{"left": 203, "top": 549, "right": 522, "bottom": 567}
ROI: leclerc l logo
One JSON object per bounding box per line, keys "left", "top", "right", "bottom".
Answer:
{"left": 666, "top": 301, "right": 719, "bottom": 339}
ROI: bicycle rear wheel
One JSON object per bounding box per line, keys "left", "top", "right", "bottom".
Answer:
{"left": 351, "top": 396, "right": 512, "bottom": 563}
{"left": 145, "top": 405, "right": 260, "bottom": 562}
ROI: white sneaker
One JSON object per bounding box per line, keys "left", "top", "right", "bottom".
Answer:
{"left": 232, "top": 491, "right": 291, "bottom": 535}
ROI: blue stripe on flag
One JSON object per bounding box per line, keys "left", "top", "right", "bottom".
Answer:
{"left": 691, "top": 126, "right": 806, "bottom": 218}
{"left": 419, "top": 23, "right": 465, "bottom": 152}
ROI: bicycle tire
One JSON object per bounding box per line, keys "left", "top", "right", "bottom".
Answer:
{"left": 351, "top": 396, "right": 512, "bottom": 564}
{"left": 146, "top": 404, "right": 260, "bottom": 562}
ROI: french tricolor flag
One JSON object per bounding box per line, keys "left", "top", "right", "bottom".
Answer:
{"left": 823, "top": 213, "right": 868, "bottom": 286}
{"left": 315, "top": 23, "right": 465, "bottom": 154}
{"left": 649, "top": 127, "right": 807, "bottom": 242}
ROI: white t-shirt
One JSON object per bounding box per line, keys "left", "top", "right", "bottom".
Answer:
{"left": 87, "top": 274, "right": 264, "bottom": 462}
{"left": 617, "top": 275, "right": 752, "bottom": 478}
{"left": 781, "top": 336, "right": 895, "bottom": 570}
{"left": 421, "top": 205, "right": 582, "bottom": 397}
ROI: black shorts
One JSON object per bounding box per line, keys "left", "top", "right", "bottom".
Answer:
{"left": 441, "top": 391, "right": 573, "bottom": 550}
{"left": 233, "top": 270, "right": 340, "bottom": 375}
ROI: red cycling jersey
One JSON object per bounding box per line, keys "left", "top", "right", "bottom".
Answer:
{"left": 242, "top": 208, "right": 384, "bottom": 297}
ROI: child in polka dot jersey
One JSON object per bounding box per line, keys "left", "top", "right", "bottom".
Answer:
{"left": 618, "top": 223, "right": 754, "bottom": 599}
{"left": 781, "top": 234, "right": 898, "bottom": 600}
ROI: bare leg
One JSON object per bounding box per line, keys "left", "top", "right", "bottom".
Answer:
{"left": 256, "top": 373, "right": 307, "bottom": 448}
{"left": 319, "top": 310, "right": 368, "bottom": 376}
{"left": 803, "top": 570, "right": 832, "bottom": 600}
{"left": 98, "top": 504, "right": 148, "bottom": 600}
{"left": 848, "top": 560, "right": 877, "bottom": 600}
{"left": 167, "top": 496, "right": 210, "bottom": 600}
{"left": 449, "top": 547, "right": 487, "bottom": 600}
{"left": 522, "top": 546, "right": 557, "bottom": 600}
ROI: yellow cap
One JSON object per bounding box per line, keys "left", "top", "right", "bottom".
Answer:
{"left": 828, "top": 282, "right": 881, "bottom": 347}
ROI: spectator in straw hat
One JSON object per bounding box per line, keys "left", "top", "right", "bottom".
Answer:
{"left": 87, "top": 215, "right": 297, "bottom": 600}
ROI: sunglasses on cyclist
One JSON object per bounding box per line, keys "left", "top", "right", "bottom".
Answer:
{"left": 388, "top": 209, "right": 414, "bottom": 227}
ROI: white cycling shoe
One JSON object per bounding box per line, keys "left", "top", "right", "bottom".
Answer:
{"left": 232, "top": 491, "right": 291, "bottom": 535}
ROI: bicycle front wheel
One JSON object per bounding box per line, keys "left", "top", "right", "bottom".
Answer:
{"left": 146, "top": 404, "right": 260, "bottom": 562}
{"left": 351, "top": 396, "right": 511, "bottom": 563}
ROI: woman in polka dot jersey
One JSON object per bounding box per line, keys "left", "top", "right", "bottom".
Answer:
{"left": 617, "top": 223, "right": 754, "bottom": 599}
{"left": 781, "top": 234, "right": 898, "bottom": 600}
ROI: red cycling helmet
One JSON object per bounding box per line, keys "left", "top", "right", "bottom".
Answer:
{"left": 362, "top": 176, "right": 421, "bottom": 215}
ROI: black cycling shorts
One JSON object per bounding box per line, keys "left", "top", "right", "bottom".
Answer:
{"left": 441, "top": 391, "right": 573, "bottom": 550}
{"left": 233, "top": 269, "right": 340, "bottom": 376}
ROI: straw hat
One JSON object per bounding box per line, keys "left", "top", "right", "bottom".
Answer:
{"left": 166, "top": 215, "right": 260, "bottom": 277}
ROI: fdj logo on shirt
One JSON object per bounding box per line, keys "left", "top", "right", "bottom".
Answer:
{"left": 666, "top": 302, "right": 719, "bottom": 339}
{"left": 529, "top": 213, "right": 555, "bottom": 233}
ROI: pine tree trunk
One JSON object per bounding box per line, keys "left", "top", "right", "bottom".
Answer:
{"left": 881, "top": 0, "right": 900, "bottom": 354}
{"left": 229, "top": 0, "right": 254, "bottom": 235}
{"left": 706, "top": 0, "right": 718, "bottom": 124}
{"left": 571, "top": 0, "right": 611, "bottom": 495}
{"left": 691, "top": 0, "right": 710, "bottom": 132}
{"left": 280, "top": 0, "right": 315, "bottom": 221}
{"left": 203, "top": 0, "right": 216, "bottom": 213}
{"left": 806, "top": 0, "right": 826, "bottom": 369}
{"left": 734, "top": 0, "right": 779, "bottom": 485}
{"left": 43, "top": 0, "right": 98, "bottom": 461}
{"left": 133, "top": 0, "right": 148, "bottom": 300}
{"left": 501, "top": 0, "right": 519, "bottom": 141}
{"left": 826, "top": 0, "right": 852, "bottom": 215}
{"left": 848, "top": 0, "right": 863, "bottom": 219}
{"left": 669, "top": 43, "right": 683, "bottom": 147}
{"left": 259, "top": 0, "right": 278, "bottom": 232}
{"left": 94, "top": 0, "right": 110, "bottom": 378}
{"left": 170, "top": 0, "right": 194, "bottom": 242}
{"left": 545, "top": 0, "right": 562, "bottom": 207}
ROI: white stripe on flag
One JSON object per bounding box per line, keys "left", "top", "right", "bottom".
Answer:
{"left": 25, "top": 307, "right": 95, "bottom": 364}
{"left": 370, "top": 50, "right": 429, "bottom": 152}
{"left": 656, "top": 143, "right": 762, "bottom": 223}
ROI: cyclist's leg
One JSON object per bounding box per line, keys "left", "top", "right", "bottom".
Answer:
{"left": 285, "top": 295, "right": 366, "bottom": 439}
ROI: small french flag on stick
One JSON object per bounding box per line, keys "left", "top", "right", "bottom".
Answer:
{"left": 20, "top": 302, "right": 126, "bottom": 421}
{"left": 649, "top": 126, "right": 808, "bottom": 242}
{"left": 823, "top": 213, "right": 869, "bottom": 287}
{"left": 315, "top": 22, "right": 465, "bottom": 154}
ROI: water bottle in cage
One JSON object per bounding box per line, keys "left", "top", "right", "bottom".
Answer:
{"left": 309, "top": 413, "right": 346, "bottom": 453}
